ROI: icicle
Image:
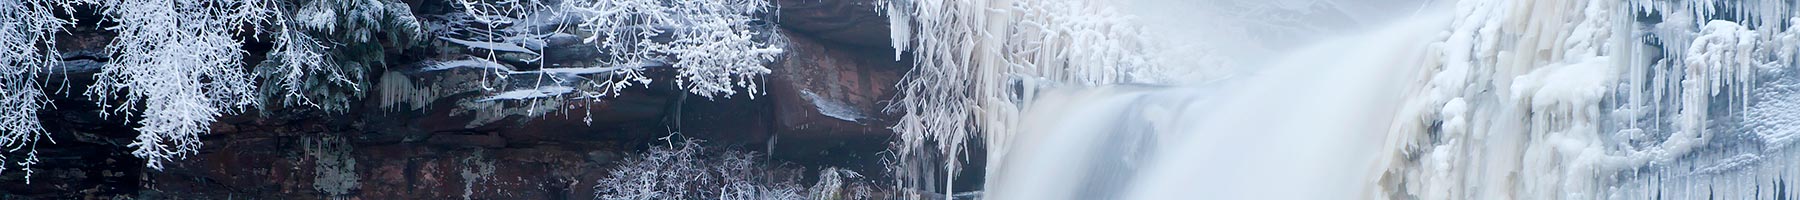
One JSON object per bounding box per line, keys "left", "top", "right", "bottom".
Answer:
{"left": 378, "top": 71, "right": 438, "bottom": 112}
{"left": 883, "top": 0, "right": 911, "bottom": 61}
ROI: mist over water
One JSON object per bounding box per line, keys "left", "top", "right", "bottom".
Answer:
{"left": 1117, "top": 0, "right": 1433, "bottom": 77}
{"left": 989, "top": 5, "right": 1449, "bottom": 198}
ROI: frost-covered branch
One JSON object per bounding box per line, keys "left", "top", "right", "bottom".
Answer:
{"left": 0, "top": 0, "right": 73, "bottom": 182}
{"left": 0, "top": 0, "right": 423, "bottom": 176}
{"left": 257, "top": 0, "right": 423, "bottom": 113}
{"left": 79, "top": 0, "right": 420, "bottom": 170}
{"left": 85, "top": 0, "right": 270, "bottom": 170}
{"left": 565, "top": 0, "right": 781, "bottom": 99}
{"left": 442, "top": 0, "right": 782, "bottom": 104}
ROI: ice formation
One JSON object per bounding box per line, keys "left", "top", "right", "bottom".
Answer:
{"left": 1381, "top": 0, "right": 1800, "bottom": 199}
{"left": 880, "top": 0, "right": 1800, "bottom": 199}
{"left": 306, "top": 136, "right": 360, "bottom": 198}
{"left": 877, "top": 0, "right": 1177, "bottom": 196}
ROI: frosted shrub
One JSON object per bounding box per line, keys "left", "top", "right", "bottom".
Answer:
{"left": 808, "top": 167, "right": 873, "bottom": 200}
{"left": 593, "top": 139, "right": 807, "bottom": 200}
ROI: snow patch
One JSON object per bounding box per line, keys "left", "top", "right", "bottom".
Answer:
{"left": 1750, "top": 84, "right": 1800, "bottom": 150}
{"left": 1511, "top": 58, "right": 1614, "bottom": 109}
{"left": 425, "top": 57, "right": 514, "bottom": 72}
{"left": 440, "top": 36, "right": 536, "bottom": 54}
{"left": 799, "top": 91, "right": 866, "bottom": 122}
{"left": 1690, "top": 153, "right": 1762, "bottom": 175}
{"left": 478, "top": 86, "right": 574, "bottom": 102}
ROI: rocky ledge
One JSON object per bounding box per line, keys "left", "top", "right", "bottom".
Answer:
{"left": 0, "top": 0, "right": 919, "bottom": 198}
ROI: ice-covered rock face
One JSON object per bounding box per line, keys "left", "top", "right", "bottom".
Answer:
{"left": 1385, "top": 0, "right": 1800, "bottom": 199}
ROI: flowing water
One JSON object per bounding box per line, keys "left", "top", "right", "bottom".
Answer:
{"left": 991, "top": 14, "right": 1445, "bottom": 199}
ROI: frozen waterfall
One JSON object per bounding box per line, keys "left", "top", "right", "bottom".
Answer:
{"left": 877, "top": 0, "right": 1800, "bottom": 199}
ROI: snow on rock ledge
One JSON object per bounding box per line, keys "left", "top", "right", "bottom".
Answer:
{"left": 766, "top": 30, "right": 906, "bottom": 139}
